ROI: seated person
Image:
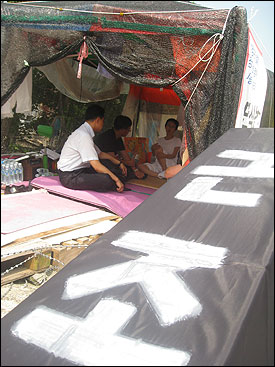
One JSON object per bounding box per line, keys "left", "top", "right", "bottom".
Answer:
{"left": 164, "top": 164, "right": 183, "bottom": 179}
{"left": 57, "top": 104, "right": 127, "bottom": 193}
{"left": 94, "top": 115, "right": 145, "bottom": 180}
{"left": 138, "top": 118, "right": 181, "bottom": 179}
{"left": 164, "top": 142, "right": 190, "bottom": 179}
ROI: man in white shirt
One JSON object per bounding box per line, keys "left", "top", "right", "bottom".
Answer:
{"left": 57, "top": 104, "right": 127, "bottom": 192}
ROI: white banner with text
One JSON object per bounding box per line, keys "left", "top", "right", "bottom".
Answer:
{"left": 235, "top": 28, "right": 267, "bottom": 128}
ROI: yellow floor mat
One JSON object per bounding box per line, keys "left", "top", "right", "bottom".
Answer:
{"left": 127, "top": 176, "right": 167, "bottom": 189}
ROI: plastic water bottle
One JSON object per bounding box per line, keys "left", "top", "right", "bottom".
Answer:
{"left": 1, "top": 161, "right": 6, "bottom": 184}
{"left": 3, "top": 162, "right": 10, "bottom": 185}
{"left": 13, "top": 162, "right": 19, "bottom": 183}
{"left": 1, "top": 161, "right": 5, "bottom": 183}
{"left": 9, "top": 161, "right": 16, "bottom": 184}
{"left": 18, "top": 162, "right": 24, "bottom": 182}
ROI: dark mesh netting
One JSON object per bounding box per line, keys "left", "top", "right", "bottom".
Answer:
{"left": 174, "top": 6, "right": 248, "bottom": 159}
{"left": 261, "top": 70, "right": 274, "bottom": 128}
{"left": 1, "top": 1, "right": 248, "bottom": 160}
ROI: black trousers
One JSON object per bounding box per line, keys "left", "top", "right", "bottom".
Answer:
{"left": 58, "top": 159, "right": 127, "bottom": 192}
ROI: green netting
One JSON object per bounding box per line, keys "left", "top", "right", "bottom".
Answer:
{"left": 1, "top": 14, "right": 99, "bottom": 24}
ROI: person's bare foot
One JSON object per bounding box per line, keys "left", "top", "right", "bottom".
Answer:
{"left": 134, "top": 169, "right": 146, "bottom": 179}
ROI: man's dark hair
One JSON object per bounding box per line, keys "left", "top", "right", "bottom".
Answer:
{"left": 165, "top": 118, "right": 179, "bottom": 130}
{"left": 114, "top": 115, "right": 132, "bottom": 130}
{"left": 85, "top": 104, "right": 105, "bottom": 121}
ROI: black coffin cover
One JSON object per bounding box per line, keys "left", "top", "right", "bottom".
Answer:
{"left": 1, "top": 128, "right": 274, "bottom": 366}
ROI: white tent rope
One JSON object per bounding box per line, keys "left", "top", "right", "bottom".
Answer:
{"left": 184, "top": 34, "right": 223, "bottom": 110}
{"left": 171, "top": 33, "right": 223, "bottom": 85}
{"left": 171, "top": 33, "right": 223, "bottom": 110}
{"left": 172, "top": 8, "right": 231, "bottom": 110}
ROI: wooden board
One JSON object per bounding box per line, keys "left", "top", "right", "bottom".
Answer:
{"left": 51, "top": 235, "right": 100, "bottom": 269}
{"left": 1, "top": 215, "right": 120, "bottom": 251}
{"left": 128, "top": 176, "right": 167, "bottom": 189}
{"left": 1, "top": 209, "right": 121, "bottom": 285}
{"left": 1, "top": 267, "right": 36, "bottom": 286}
{"left": 1, "top": 209, "right": 117, "bottom": 247}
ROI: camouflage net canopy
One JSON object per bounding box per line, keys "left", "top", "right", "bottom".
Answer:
{"left": 1, "top": 1, "right": 248, "bottom": 160}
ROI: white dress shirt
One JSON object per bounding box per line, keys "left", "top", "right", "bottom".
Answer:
{"left": 57, "top": 122, "right": 101, "bottom": 171}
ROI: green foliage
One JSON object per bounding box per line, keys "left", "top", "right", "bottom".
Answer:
{"left": 2, "top": 67, "right": 127, "bottom": 153}
{"left": 1, "top": 106, "right": 36, "bottom": 154}
{"left": 31, "top": 69, "right": 128, "bottom": 137}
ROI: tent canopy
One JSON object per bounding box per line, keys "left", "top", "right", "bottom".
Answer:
{"left": 1, "top": 1, "right": 248, "bottom": 159}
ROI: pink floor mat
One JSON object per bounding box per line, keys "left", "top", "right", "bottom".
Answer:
{"left": 31, "top": 176, "right": 155, "bottom": 219}
{"left": 1, "top": 189, "right": 97, "bottom": 234}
